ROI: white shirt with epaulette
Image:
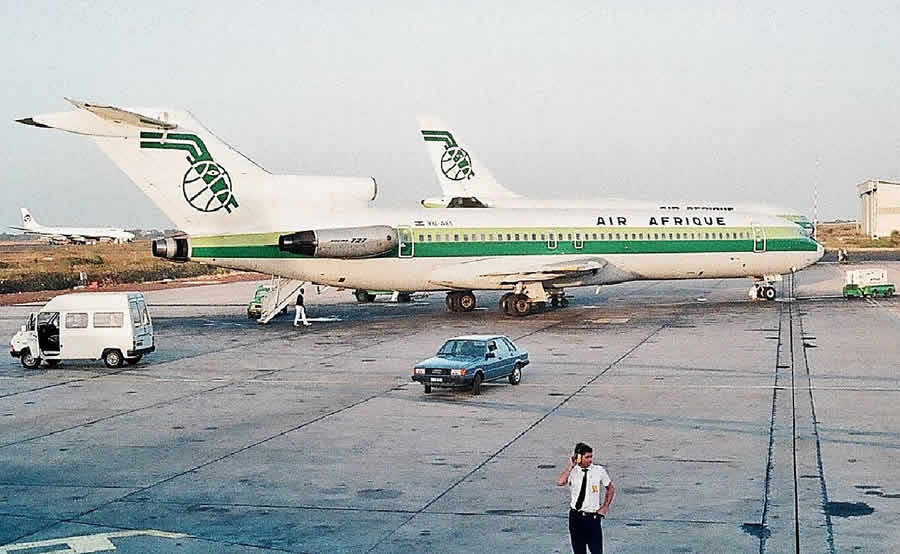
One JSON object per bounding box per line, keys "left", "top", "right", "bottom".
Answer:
{"left": 567, "top": 464, "right": 612, "bottom": 512}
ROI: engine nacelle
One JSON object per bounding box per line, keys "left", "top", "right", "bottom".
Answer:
{"left": 279, "top": 226, "right": 396, "bottom": 258}
{"left": 152, "top": 236, "right": 190, "bottom": 262}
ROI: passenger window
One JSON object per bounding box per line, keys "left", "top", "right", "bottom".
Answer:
{"left": 705, "top": 233, "right": 709, "bottom": 239}
{"left": 463, "top": 234, "right": 469, "bottom": 242}
{"left": 632, "top": 233, "right": 636, "bottom": 240}
{"left": 506, "top": 233, "right": 512, "bottom": 241}
{"left": 668, "top": 233, "right": 673, "bottom": 240}
{"left": 676, "top": 233, "right": 681, "bottom": 240}
{"left": 65, "top": 312, "right": 88, "bottom": 329}
{"left": 615, "top": 233, "right": 620, "bottom": 240}
{"left": 540, "top": 233, "right": 546, "bottom": 241}
{"left": 481, "top": 233, "right": 486, "bottom": 241}
{"left": 654, "top": 233, "right": 659, "bottom": 240}
{"left": 567, "top": 233, "right": 573, "bottom": 241}
{"left": 575, "top": 233, "right": 581, "bottom": 240}
{"left": 514, "top": 233, "right": 520, "bottom": 241}
{"left": 418, "top": 234, "right": 424, "bottom": 241}
{"left": 725, "top": 233, "right": 730, "bottom": 239}
{"left": 601, "top": 233, "right": 605, "bottom": 240}
{"left": 549, "top": 233, "right": 555, "bottom": 240}
{"left": 690, "top": 233, "right": 695, "bottom": 239}
{"left": 739, "top": 232, "right": 744, "bottom": 239}
{"left": 719, "top": 233, "right": 723, "bottom": 239}
{"left": 489, "top": 234, "right": 494, "bottom": 241}
{"left": 531, "top": 233, "right": 537, "bottom": 241}
{"left": 454, "top": 234, "right": 459, "bottom": 241}
{"left": 94, "top": 312, "right": 124, "bottom": 328}
{"left": 592, "top": 233, "right": 597, "bottom": 240}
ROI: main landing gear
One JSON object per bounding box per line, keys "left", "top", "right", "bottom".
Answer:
{"left": 446, "top": 291, "right": 477, "bottom": 312}
{"left": 499, "top": 287, "right": 569, "bottom": 317}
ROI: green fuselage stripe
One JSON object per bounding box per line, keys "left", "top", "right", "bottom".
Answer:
{"left": 190, "top": 237, "right": 817, "bottom": 259}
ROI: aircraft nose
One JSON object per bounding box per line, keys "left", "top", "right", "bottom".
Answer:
{"left": 816, "top": 242, "right": 825, "bottom": 261}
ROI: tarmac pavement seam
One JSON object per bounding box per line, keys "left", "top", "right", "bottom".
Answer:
{"left": 363, "top": 313, "right": 674, "bottom": 553}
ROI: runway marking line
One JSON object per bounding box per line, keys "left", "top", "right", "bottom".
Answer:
{"left": 0, "top": 529, "right": 188, "bottom": 553}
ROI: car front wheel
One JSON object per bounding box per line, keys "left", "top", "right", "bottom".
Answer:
{"left": 20, "top": 349, "right": 40, "bottom": 369}
{"left": 508, "top": 365, "right": 522, "bottom": 385}
{"left": 472, "top": 373, "right": 483, "bottom": 395}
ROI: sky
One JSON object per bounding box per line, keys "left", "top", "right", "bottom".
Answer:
{"left": 2, "top": 1, "right": 899, "bottom": 229}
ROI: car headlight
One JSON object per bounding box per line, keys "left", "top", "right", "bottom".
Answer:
{"left": 414, "top": 368, "right": 425, "bottom": 375}
{"left": 450, "top": 368, "right": 467, "bottom": 376}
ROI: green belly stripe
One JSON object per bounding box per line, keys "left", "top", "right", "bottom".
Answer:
{"left": 189, "top": 238, "right": 816, "bottom": 260}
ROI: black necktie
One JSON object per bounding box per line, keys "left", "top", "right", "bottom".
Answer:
{"left": 574, "top": 468, "right": 588, "bottom": 510}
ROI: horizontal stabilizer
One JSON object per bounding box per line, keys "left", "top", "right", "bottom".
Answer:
{"left": 65, "top": 98, "right": 177, "bottom": 129}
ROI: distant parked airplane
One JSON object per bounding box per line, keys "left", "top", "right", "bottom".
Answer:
{"left": 10, "top": 208, "right": 135, "bottom": 244}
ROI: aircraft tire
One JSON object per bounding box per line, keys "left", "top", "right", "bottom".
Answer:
{"left": 561, "top": 297, "right": 569, "bottom": 308}
{"left": 458, "top": 291, "right": 476, "bottom": 312}
{"left": 45, "top": 359, "right": 60, "bottom": 368}
{"left": 763, "top": 286, "right": 776, "bottom": 301}
{"left": 499, "top": 293, "right": 515, "bottom": 315}
{"left": 512, "top": 295, "right": 531, "bottom": 317}
{"left": 396, "top": 292, "right": 412, "bottom": 303}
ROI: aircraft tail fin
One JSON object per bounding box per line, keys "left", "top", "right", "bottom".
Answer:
{"left": 17, "top": 100, "right": 377, "bottom": 234}
{"left": 417, "top": 115, "right": 519, "bottom": 202}
{"left": 19, "top": 208, "right": 39, "bottom": 230}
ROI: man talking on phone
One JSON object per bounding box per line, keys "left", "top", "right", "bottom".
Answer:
{"left": 555, "top": 442, "right": 615, "bottom": 554}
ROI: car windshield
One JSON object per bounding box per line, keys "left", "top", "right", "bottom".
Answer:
{"left": 437, "top": 340, "right": 486, "bottom": 358}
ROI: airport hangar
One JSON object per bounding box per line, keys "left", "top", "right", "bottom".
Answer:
{"left": 858, "top": 179, "right": 900, "bottom": 239}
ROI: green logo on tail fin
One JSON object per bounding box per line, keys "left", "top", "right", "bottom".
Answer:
{"left": 140, "top": 132, "right": 239, "bottom": 214}
{"left": 421, "top": 130, "right": 475, "bottom": 181}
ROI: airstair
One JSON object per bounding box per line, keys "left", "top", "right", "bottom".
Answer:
{"left": 257, "top": 277, "right": 306, "bottom": 324}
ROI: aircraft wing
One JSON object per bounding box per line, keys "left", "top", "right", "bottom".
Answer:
{"left": 427, "top": 256, "right": 609, "bottom": 288}
{"left": 8, "top": 226, "right": 28, "bottom": 231}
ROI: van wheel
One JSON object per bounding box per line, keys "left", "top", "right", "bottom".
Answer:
{"left": 472, "top": 373, "right": 483, "bottom": 395}
{"left": 20, "top": 349, "right": 41, "bottom": 369}
{"left": 125, "top": 355, "right": 143, "bottom": 365}
{"left": 103, "top": 349, "right": 124, "bottom": 368}
{"left": 509, "top": 364, "right": 522, "bottom": 385}
{"left": 424, "top": 384, "right": 432, "bottom": 394}
{"left": 45, "top": 359, "right": 60, "bottom": 368}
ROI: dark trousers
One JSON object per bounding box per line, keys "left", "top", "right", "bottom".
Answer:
{"left": 569, "top": 509, "right": 603, "bottom": 554}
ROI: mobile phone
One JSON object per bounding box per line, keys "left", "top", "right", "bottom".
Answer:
{"left": 575, "top": 454, "right": 582, "bottom": 464}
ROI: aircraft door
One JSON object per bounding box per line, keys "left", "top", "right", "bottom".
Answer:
{"left": 398, "top": 226, "right": 414, "bottom": 258}
{"left": 752, "top": 224, "right": 766, "bottom": 253}
{"left": 547, "top": 231, "right": 557, "bottom": 250}
{"left": 37, "top": 312, "right": 60, "bottom": 354}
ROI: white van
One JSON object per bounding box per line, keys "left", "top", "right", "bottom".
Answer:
{"left": 9, "top": 292, "right": 154, "bottom": 369}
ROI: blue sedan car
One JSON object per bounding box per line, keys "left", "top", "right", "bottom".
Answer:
{"left": 412, "top": 335, "right": 529, "bottom": 395}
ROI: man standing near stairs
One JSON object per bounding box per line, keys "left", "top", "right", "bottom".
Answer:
{"left": 293, "top": 289, "right": 311, "bottom": 327}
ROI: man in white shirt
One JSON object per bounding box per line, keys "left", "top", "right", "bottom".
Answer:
{"left": 556, "top": 442, "right": 615, "bottom": 554}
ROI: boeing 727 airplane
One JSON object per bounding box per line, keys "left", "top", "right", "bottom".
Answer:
{"left": 418, "top": 115, "right": 815, "bottom": 234}
{"left": 10, "top": 208, "right": 135, "bottom": 244}
{"left": 17, "top": 100, "right": 822, "bottom": 315}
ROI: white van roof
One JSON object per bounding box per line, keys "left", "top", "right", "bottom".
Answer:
{"left": 41, "top": 292, "right": 144, "bottom": 312}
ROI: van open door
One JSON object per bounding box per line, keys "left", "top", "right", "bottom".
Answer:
{"left": 37, "top": 312, "right": 60, "bottom": 354}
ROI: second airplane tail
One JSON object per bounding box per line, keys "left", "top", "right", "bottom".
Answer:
{"left": 418, "top": 114, "right": 519, "bottom": 204}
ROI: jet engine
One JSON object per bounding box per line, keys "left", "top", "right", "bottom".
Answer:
{"left": 152, "top": 236, "right": 190, "bottom": 262}
{"left": 279, "top": 226, "right": 396, "bottom": 258}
